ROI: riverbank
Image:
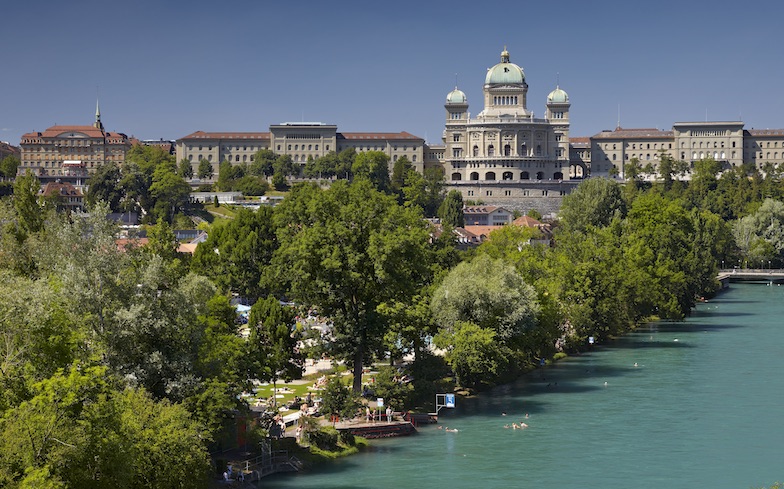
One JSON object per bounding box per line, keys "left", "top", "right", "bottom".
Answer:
{"left": 263, "top": 284, "right": 784, "bottom": 489}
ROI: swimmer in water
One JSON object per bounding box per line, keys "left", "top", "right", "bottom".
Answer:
{"left": 525, "top": 413, "right": 529, "bottom": 419}
{"left": 520, "top": 423, "right": 528, "bottom": 429}
{"left": 604, "top": 381, "right": 608, "bottom": 386}
{"left": 634, "top": 363, "right": 638, "bottom": 367}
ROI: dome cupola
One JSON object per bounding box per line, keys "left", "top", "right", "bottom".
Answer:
{"left": 547, "top": 86, "right": 569, "bottom": 104}
{"left": 485, "top": 47, "right": 525, "bottom": 86}
{"left": 446, "top": 88, "right": 467, "bottom": 105}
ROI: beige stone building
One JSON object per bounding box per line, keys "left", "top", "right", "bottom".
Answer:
{"left": 18, "top": 103, "right": 132, "bottom": 186}
{"left": 442, "top": 49, "right": 572, "bottom": 185}
{"left": 584, "top": 121, "right": 784, "bottom": 178}
{"left": 175, "top": 123, "right": 425, "bottom": 180}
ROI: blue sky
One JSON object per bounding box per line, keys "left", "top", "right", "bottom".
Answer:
{"left": 2, "top": 0, "right": 783, "bottom": 146}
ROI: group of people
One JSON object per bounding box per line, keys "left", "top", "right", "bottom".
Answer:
{"left": 502, "top": 412, "right": 530, "bottom": 430}
{"left": 364, "top": 405, "right": 395, "bottom": 423}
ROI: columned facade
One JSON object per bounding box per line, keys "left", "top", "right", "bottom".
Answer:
{"left": 442, "top": 49, "right": 571, "bottom": 192}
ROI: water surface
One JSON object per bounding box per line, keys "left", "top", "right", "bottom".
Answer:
{"left": 265, "top": 284, "right": 784, "bottom": 488}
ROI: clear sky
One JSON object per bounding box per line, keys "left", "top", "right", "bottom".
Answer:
{"left": 2, "top": 0, "right": 783, "bottom": 146}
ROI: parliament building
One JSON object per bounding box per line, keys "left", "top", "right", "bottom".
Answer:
{"left": 16, "top": 48, "right": 784, "bottom": 203}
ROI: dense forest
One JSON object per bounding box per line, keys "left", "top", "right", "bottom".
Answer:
{"left": 2, "top": 148, "right": 784, "bottom": 488}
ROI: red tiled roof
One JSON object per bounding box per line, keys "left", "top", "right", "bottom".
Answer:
{"left": 115, "top": 237, "right": 149, "bottom": 252}
{"left": 593, "top": 128, "right": 672, "bottom": 139}
{"left": 463, "top": 205, "right": 505, "bottom": 215}
{"left": 22, "top": 125, "right": 128, "bottom": 140}
{"left": 337, "top": 131, "right": 422, "bottom": 140}
{"left": 747, "top": 129, "right": 784, "bottom": 137}
{"left": 178, "top": 131, "right": 270, "bottom": 140}
{"left": 41, "top": 181, "right": 83, "bottom": 197}
{"left": 463, "top": 225, "right": 504, "bottom": 238}
{"left": 512, "top": 215, "right": 542, "bottom": 227}
{"left": 569, "top": 137, "right": 590, "bottom": 144}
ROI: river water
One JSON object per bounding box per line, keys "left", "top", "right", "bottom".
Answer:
{"left": 264, "top": 283, "right": 783, "bottom": 488}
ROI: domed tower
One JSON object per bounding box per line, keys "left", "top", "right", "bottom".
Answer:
{"left": 444, "top": 87, "right": 469, "bottom": 160}
{"left": 445, "top": 87, "right": 468, "bottom": 123}
{"left": 479, "top": 47, "right": 529, "bottom": 119}
{"left": 546, "top": 86, "right": 569, "bottom": 121}
{"left": 546, "top": 85, "right": 570, "bottom": 163}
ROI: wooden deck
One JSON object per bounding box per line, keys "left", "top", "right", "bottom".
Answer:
{"left": 335, "top": 420, "right": 417, "bottom": 439}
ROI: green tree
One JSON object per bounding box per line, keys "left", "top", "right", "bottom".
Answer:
{"left": 0, "top": 365, "right": 211, "bottom": 489}
{"left": 273, "top": 154, "right": 297, "bottom": 177}
{"left": 148, "top": 162, "right": 190, "bottom": 223}
{"left": 0, "top": 155, "right": 20, "bottom": 181}
{"left": 191, "top": 206, "right": 278, "bottom": 302}
{"left": 352, "top": 151, "right": 391, "bottom": 192}
{"left": 319, "top": 376, "right": 359, "bottom": 422}
{"left": 336, "top": 148, "right": 356, "bottom": 179}
{"left": 117, "top": 162, "right": 151, "bottom": 215}
{"left": 247, "top": 296, "right": 302, "bottom": 400}
{"left": 178, "top": 158, "right": 194, "bottom": 179}
{"left": 216, "top": 160, "right": 242, "bottom": 191}
{"left": 430, "top": 254, "right": 540, "bottom": 345}
{"left": 438, "top": 190, "right": 465, "bottom": 228}
{"left": 144, "top": 220, "right": 179, "bottom": 263}
{"left": 436, "top": 321, "right": 509, "bottom": 389}
{"left": 401, "top": 166, "right": 445, "bottom": 217}
{"left": 733, "top": 198, "right": 784, "bottom": 265}
{"left": 274, "top": 180, "right": 432, "bottom": 392}
{"left": 85, "top": 163, "right": 123, "bottom": 211}
{"left": 390, "top": 156, "right": 413, "bottom": 195}
{"left": 197, "top": 158, "right": 213, "bottom": 180}
{"left": 250, "top": 149, "right": 277, "bottom": 177}
{"left": 557, "top": 177, "right": 626, "bottom": 233}
{"left": 12, "top": 172, "right": 44, "bottom": 237}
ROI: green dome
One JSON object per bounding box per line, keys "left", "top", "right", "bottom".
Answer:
{"left": 547, "top": 87, "right": 569, "bottom": 103}
{"left": 485, "top": 49, "right": 525, "bottom": 85}
{"left": 446, "top": 88, "right": 467, "bottom": 104}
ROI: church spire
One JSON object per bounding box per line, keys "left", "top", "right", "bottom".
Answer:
{"left": 94, "top": 96, "right": 104, "bottom": 132}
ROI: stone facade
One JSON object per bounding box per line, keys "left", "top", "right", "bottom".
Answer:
{"left": 584, "top": 121, "right": 784, "bottom": 177}
{"left": 18, "top": 104, "right": 132, "bottom": 186}
{"left": 441, "top": 48, "right": 573, "bottom": 197}
{"left": 175, "top": 124, "right": 426, "bottom": 181}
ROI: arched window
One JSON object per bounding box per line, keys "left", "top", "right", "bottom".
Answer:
{"left": 473, "top": 145, "right": 479, "bottom": 157}
{"left": 536, "top": 145, "right": 542, "bottom": 156}
{"left": 502, "top": 171, "right": 513, "bottom": 180}
{"left": 485, "top": 171, "right": 496, "bottom": 181}
{"left": 536, "top": 171, "right": 544, "bottom": 180}
{"left": 451, "top": 172, "right": 462, "bottom": 181}
{"left": 521, "top": 143, "right": 527, "bottom": 156}
{"left": 488, "top": 145, "right": 495, "bottom": 156}
{"left": 470, "top": 172, "right": 479, "bottom": 181}
{"left": 521, "top": 171, "right": 530, "bottom": 180}
{"left": 504, "top": 144, "right": 511, "bottom": 156}
{"left": 554, "top": 171, "right": 563, "bottom": 180}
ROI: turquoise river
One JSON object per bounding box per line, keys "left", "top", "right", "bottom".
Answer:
{"left": 264, "top": 283, "right": 784, "bottom": 488}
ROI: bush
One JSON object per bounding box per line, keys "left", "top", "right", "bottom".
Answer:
{"left": 338, "top": 430, "right": 355, "bottom": 446}
{"left": 309, "top": 427, "right": 339, "bottom": 451}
